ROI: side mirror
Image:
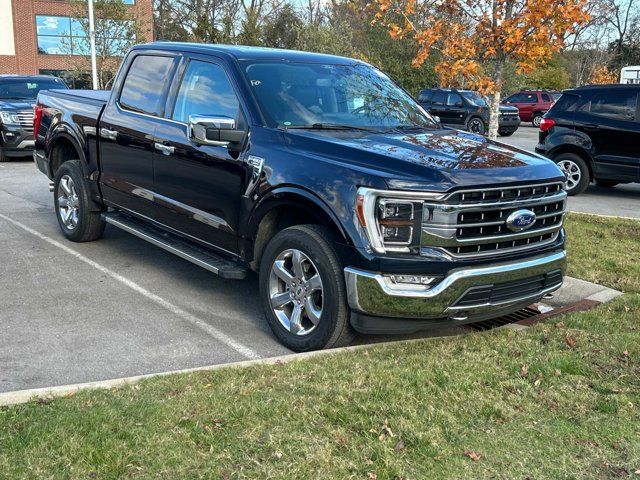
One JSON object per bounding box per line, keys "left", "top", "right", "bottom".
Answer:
{"left": 188, "top": 115, "right": 245, "bottom": 147}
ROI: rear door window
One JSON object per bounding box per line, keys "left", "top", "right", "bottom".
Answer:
{"left": 589, "top": 90, "right": 637, "bottom": 121}
{"left": 541, "top": 93, "right": 551, "bottom": 102}
{"left": 431, "top": 91, "right": 445, "bottom": 105}
{"left": 119, "top": 55, "right": 175, "bottom": 116}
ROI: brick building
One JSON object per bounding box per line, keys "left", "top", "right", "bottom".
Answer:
{"left": 0, "top": 0, "right": 153, "bottom": 86}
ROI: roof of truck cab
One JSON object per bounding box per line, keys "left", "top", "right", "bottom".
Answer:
{"left": 137, "top": 42, "right": 364, "bottom": 65}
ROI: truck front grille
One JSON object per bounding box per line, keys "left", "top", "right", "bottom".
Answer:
{"left": 16, "top": 110, "right": 34, "bottom": 131}
{"left": 421, "top": 182, "right": 566, "bottom": 259}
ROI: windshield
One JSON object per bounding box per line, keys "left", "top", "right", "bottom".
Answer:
{"left": 242, "top": 61, "right": 437, "bottom": 130}
{"left": 459, "top": 91, "right": 487, "bottom": 107}
{"left": 0, "top": 78, "right": 67, "bottom": 99}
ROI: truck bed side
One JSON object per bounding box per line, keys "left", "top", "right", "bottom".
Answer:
{"left": 34, "top": 89, "right": 109, "bottom": 204}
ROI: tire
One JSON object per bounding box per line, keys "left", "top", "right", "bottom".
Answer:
{"left": 467, "top": 117, "right": 486, "bottom": 135}
{"left": 53, "top": 160, "right": 105, "bottom": 242}
{"left": 595, "top": 179, "right": 619, "bottom": 188}
{"left": 532, "top": 113, "right": 543, "bottom": 128}
{"left": 554, "top": 153, "right": 590, "bottom": 196}
{"left": 0, "top": 148, "right": 7, "bottom": 163}
{"left": 498, "top": 130, "right": 514, "bottom": 137}
{"left": 259, "top": 224, "right": 354, "bottom": 352}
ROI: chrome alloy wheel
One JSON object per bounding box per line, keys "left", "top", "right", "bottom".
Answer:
{"left": 58, "top": 175, "right": 80, "bottom": 230}
{"left": 268, "top": 248, "right": 323, "bottom": 336}
{"left": 557, "top": 159, "right": 581, "bottom": 191}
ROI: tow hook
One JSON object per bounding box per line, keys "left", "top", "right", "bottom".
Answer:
{"left": 49, "top": 182, "right": 54, "bottom": 192}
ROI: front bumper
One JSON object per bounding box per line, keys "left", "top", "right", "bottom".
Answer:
{"left": 1, "top": 125, "right": 34, "bottom": 156}
{"left": 345, "top": 249, "right": 566, "bottom": 333}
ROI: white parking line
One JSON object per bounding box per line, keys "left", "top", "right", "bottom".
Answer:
{"left": 0, "top": 213, "right": 261, "bottom": 360}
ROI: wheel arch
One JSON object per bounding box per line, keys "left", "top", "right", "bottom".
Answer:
{"left": 247, "top": 188, "right": 352, "bottom": 271}
{"left": 548, "top": 144, "right": 594, "bottom": 181}
{"left": 46, "top": 131, "right": 86, "bottom": 178}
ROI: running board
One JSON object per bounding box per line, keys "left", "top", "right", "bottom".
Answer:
{"left": 101, "top": 211, "right": 248, "bottom": 280}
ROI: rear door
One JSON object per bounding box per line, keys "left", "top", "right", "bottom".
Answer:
{"left": 505, "top": 92, "right": 537, "bottom": 121}
{"left": 99, "top": 53, "right": 178, "bottom": 215}
{"left": 428, "top": 91, "right": 448, "bottom": 124}
{"left": 574, "top": 88, "right": 640, "bottom": 181}
{"left": 151, "top": 56, "right": 248, "bottom": 254}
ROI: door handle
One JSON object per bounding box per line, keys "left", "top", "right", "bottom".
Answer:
{"left": 583, "top": 124, "right": 600, "bottom": 131}
{"left": 100, "top": 128, "right": 118, "bottom": 140}
{"left": 154, "top": 142, "right": 175, "bottom": 155}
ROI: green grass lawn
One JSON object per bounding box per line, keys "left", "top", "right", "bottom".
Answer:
{"left": 1, "top": 214, "right": 639, "bottom": 479}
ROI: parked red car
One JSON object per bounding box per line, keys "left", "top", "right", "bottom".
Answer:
{"left": 502, "top": 90, "right": 559, "bottom": 127}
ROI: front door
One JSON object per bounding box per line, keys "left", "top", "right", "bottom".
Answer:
{"left": 152, "top": 57, "right": 248, "bottom": 254}
{"left": 443, "top": 92, "right": 467, "bottom": 126}
{"left": 99, "top": 53, "right": 178, "bottom": 216}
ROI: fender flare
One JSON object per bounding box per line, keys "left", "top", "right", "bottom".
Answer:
{"left": 248, "top": 186, "right": 351, "bottom": 244}
{"left": 46, "top": 125, "right": 89, "bottom": 177}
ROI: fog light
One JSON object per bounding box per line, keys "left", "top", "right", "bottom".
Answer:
{"left": 389, "top": 275, "right": 439, "bottom": 286}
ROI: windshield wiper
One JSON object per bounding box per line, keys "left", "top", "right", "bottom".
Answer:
{"left": 285, "top": 123, "right": 379, "bottom": 132}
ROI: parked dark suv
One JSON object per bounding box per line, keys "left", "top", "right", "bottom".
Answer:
{"left": 418, "top": 88, "right": 521, "bottom": 136}
{"left": 0, "top": 75, "right": 68, "bottom": 162}
{"left": 503, "top": 90, "right": 557, "bottom": 127}
{"left": 535, "top": 85, "right": 640, "bottom": 195}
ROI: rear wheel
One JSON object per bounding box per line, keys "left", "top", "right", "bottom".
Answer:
{"left": 467, "top": 117, "right": 486, "bottom": 135}
{"left": 498, "top": 130, "right": 514, "bottom": 137}
{"left": 554, "top": 153, "right": 590, "bottom": 196}
{"left": 54, "top": 160, "right": 105, "bottom": 242}
{"left": 259, "top": 224, "right": 354, "bottom": 352}
{"left": 595, "top": 179, "right": 619, "bottom": 188}
{"left": 532, "top": 113, "right": 543, "bottom": 127}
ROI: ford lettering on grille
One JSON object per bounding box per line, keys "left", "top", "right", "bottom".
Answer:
{"left": 506, "top": 209, "right": 537, "bottom": 232}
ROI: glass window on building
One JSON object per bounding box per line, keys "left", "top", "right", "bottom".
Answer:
{"left": 36, "top": 15, "right": 136, "bottom": 56}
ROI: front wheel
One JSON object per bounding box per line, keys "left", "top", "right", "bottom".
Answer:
{"left": 54, "top": 160, "right": 106, "bottom": 242}
{"left": 467, "top": 117, "right": 486, "bottom": 135}
{"left": 259, "top": 224, "right": 354, "bottom": 352}
{"left": 554, "top": 153, "right": 590, "bottom": 196}
{"left": 0, "top": 148, "right": 7, "bottom": 163}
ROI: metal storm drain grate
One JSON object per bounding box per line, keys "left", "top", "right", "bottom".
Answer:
{"left": 464, "top": 306, "right": 542, "bottom": 331}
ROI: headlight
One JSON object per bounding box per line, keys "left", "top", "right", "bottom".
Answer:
{"left": 356, "top": 187, "right": 444, "bottom": 254}
{"left": 0, "top": 111, "right": 19, "bottom": 125}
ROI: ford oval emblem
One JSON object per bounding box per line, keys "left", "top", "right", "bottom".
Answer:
{"left": 506, "top": 209, "right": 537, "bottom": 232}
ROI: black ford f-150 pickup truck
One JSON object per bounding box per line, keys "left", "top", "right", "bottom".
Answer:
{"left": 34, "top": 42, "right": 568, "bottom": 351}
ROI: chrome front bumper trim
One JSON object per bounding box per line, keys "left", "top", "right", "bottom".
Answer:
{"left": 344, "top": 250, "right": 566, "bottom": 319}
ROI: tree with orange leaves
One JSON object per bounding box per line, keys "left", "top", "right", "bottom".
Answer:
{"left": 374, "top": 0, "right": 590, "bottom": 138}
{"left": 588, "top": 64, "right": 618, "bottom": 84}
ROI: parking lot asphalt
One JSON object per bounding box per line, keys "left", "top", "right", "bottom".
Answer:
{"left": 500, "top": 126, "right": 640, "bottom": 219}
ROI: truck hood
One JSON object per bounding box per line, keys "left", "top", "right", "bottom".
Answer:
{"left": 283, "top": 128, "right": 563, "bottom": 191}
{"left": 499, "top": 105, "right": 519, "bottom": 113}
{"left": 0, "top": 99, "right": 35, "bottom": 111}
